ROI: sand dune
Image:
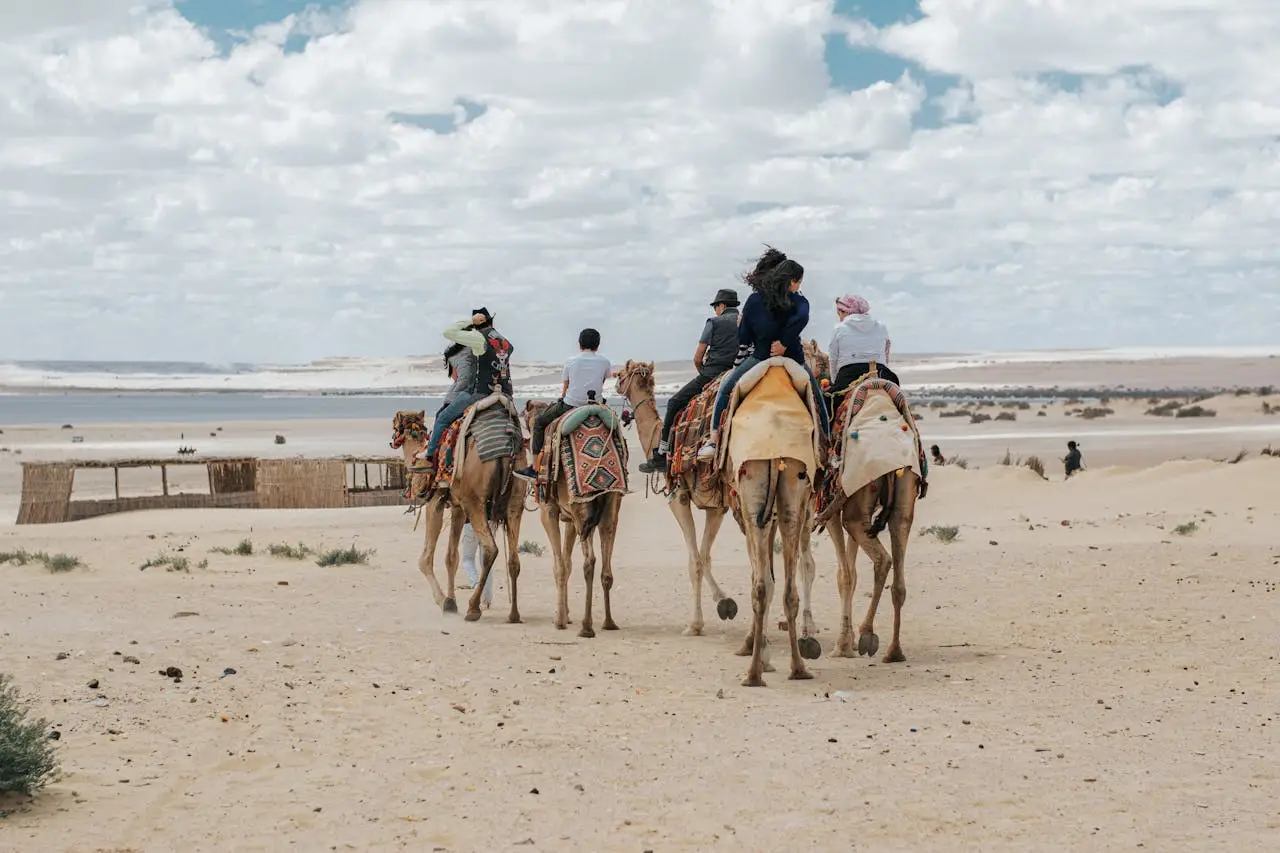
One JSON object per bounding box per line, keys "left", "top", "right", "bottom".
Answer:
{"left": 2, "top": 449, "right": 1278, "bottom": 850}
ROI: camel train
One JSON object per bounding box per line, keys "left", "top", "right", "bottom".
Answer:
{"left": 395, "top": 265, "right": 925, "bottom": 686}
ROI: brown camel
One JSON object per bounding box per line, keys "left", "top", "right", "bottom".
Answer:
{"left": 801, "top": 341, "right": 921, "bottom": 664}
{"left": 720, "top": 360, "right": 823, "bottom": 687}
{"left": 522, "top": 398, "right": 625, "bottom": 638}
{"left": 615, "top": 361, "right": 738, "bottom": 637}
{"left": 391, "top": 407, "right": 526, "bottom": 624}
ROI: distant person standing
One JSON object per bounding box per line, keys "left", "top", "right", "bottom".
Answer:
{"left": 456, "top": 522, "right": 495, "bottom": 604}
{"left": 1064, "top": 441, "right": 1084, "bottom": 477}
{"left": 930, "top": 444, "right": 946, "bottom": 466}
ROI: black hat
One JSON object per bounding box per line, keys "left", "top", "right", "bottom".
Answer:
{"left": 710, "top": 288, "right": 740, "bottom": 307}
{"left": 471, "top": 306, "right": 494, "bottom": 325}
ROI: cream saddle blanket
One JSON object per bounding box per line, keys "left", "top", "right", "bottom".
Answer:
{"left": 723, "top": 357, "right": 821, "bottom": 482}
{"left": 839, "top": 387, "right": 921, "bottom": 496}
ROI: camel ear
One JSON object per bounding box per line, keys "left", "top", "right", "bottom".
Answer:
{"left": 647, "top": 361, "right": 654, "bottom": 370}
{"left": 417, "top": 410, "right": 426, "bottom": 420}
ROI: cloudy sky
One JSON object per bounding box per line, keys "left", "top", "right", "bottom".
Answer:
{"left": 2, "top": 0, "right": 1278, "bottom": 365}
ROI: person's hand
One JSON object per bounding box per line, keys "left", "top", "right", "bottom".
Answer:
{"left": 471, "top": 312, "right": 487, "bottom": 326}
{"left": 769, "top": 341, "right": 785, "bottom": 357}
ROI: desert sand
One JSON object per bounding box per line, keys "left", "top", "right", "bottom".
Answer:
{"left": 2, "top": 368, "right": 1280, "bottom": 851}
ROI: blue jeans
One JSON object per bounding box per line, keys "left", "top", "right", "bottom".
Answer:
{"left": 710, "top": 357, "right": 830, "bottom": 437}
{"left": 426, "top": 391, "right": 481, "bottom": 457}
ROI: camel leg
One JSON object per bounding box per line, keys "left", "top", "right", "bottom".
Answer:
{"left": 578, "top": 505, "right": 598, "bottom": 639}
{"left": 444, "top": 507, "right": 465, "bottom": 608}
{"left": 504, "top": 495, "right": 523, "bottom": 624}
{"left": 699, "top": 507, "right": 734, "bottom": 620}
{"left": 828, "top": 507, "right": 859, "bottom": 658}
{"left": 599, "top": 495, "right": 621, "bottom": 632}
{"left": 541, "top": 503, "right": 570, "bottom": 630}
{"left": 417, "top": 499, "right": 449, "bottom": 610}
{"left": 849, "top": 486, "right": 893, "bottom": 659}
{"left": 462, "top": 495, "right": 502, "bottom": 622}
{"left": 670, "top": 494, "right": 709, "bottom": 636}
{"left": 560, "top": 516, "right": 576, "bottom": 625}
{"left": 883, "top": 474, "right": 917, "bottom": 664}
{"left": 740, "top": 462, "right": 777, "bottom": 687}
{"left": 794, "top": 505, "right": 821, "bottom": 661}
{"left": 779, "top": 471, "right": 813, "bottom": 680}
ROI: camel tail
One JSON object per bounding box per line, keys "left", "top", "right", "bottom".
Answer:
{"left": 580, "top": 494, "right": 606, "bottom": 542}
{"left": 755, "top": 460, "right": 782, "bottom": 529}
{"left": 487, "top": 456, "right": 514, "bottom": 530}
{"left": 868, "top": 471, "right": 898, "bottom": 538}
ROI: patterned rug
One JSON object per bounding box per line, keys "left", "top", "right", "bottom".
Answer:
{"left": 814, "top": 377, "right": 926, "bottom": 521}
{"left": 412, "top": 401, "right": 520, "bottom": 498}
{"left": 545, "top": 412, "right": 630, "bottom": 504}
{"left": 667, "top": 374, "right": 725, "bottom": 493}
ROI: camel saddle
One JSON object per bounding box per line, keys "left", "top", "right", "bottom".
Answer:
{"left": 536, "top": 404, "right": 630, "bottom": 505}
{"left": 417, "top": 394, "right": 522, "bottom": 495}
{"left": 719, "top": 357, "right": 822, "bottom": 483}
{"left": 665, "top": 373, "right": 730, "bottom": 505}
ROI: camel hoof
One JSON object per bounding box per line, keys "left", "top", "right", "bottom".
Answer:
{"left": 507, "top": 615, "right": 522, "bottom": 625}
{"left": 717, "top": 598, "right": 739, "bottom": 621}
{"left": 789, "top": 667, "right": 814, "bottom": 681}
{"left": 578, "top": 627, "right": 596, "bottom": 639}
{"left": 603, "top": 620, "right": 619, "bottom": 631}
{"left": 682, "top": 625, "right": 704, "bottom": 637}
{"left": 443, "top": 597, "right": 458, "bottom": 614}
{"left": 464, "top": 610, "right": 481, "bottom": 622}
{"left": 798, "top": 636, "right": 823, "bottom": 660}
{"left": 833, "top": 644, "right": 856, "bottom": 659}
{"left": 742, "top": 675, "right": 766, "bottom": 688}
{"left": 884, "top": 647, "right": 906, "bottom": 664}
{"left": 858, "top": 632, "right": 880, "bottom": 657}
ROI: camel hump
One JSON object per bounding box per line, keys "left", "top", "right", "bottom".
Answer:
{"left": 727, "top": 363, "right": 819, "bottom": 477}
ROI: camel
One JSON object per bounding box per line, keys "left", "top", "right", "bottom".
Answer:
{"left": 616, "top": 360, "right": 820, "bottom": 651}
{"left": 717, "top": 358, "right": 824, "bottom": 687}
{"left": 615, "top": 361, "right": 737, "bottom": 637}
{"left": 801, "top": 341, "right": 922, "bottom": 664}
{"left": 522, "top": 397, "right": 626, "bottom": 638}
{"left": 391, "top": 406, "right": 526, "bottom": 624}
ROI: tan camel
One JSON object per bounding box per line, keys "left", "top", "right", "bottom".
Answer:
{"left": 719, "top": 359, "right": 824, "bottom": 687}
{"left": 801, "top": 342, "right": 921, "bottom": 664}
{"left": 391, "top": 408, "right": 526, "bottom": 624}
{"left": 617, "top": 360, "right": 822, "bottom": 653}
{"left": 614, "top": 361, "right": 738, "bottom": 637}
{"left": 522, "top": 399, "right": 625, "bottom": 638}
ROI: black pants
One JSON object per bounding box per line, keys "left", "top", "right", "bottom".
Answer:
{"left": 828, "top": 363, "right": 902, "bottom": 415}
{"left": 659, "top": 373, "right": 713, "bottom": 449}
{"left": 531, "top": 400, "right": 573, "bottom": 455}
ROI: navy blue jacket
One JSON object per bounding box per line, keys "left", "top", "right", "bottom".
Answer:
{"left": 737, "top": 291, "right": 809, "bottom": 364}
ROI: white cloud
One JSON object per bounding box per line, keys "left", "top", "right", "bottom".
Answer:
{"left": 0, "top": 0, "right": 1278, "bottom": 366}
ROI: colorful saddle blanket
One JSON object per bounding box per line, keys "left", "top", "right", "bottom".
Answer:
{"left": 415, "top": 396, "right": 522, "bottom": 496}
{"left": 538, "top": 409, "right": 630, "bottom": 504}
{"left": 665, "top": 373, "right": 729, "bottom": 505}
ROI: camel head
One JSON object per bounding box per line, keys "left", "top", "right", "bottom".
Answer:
{"left": 390, "top": 409, "right": 428, "bottom": 457}
{"left": 614, "top": 359, "right": 656, "bottom": 403}
{"left": 802, "top": 339, "right": 830, "bottom": 383}
{"left": 522, "top": 399, "right": 550, "bottom": 439}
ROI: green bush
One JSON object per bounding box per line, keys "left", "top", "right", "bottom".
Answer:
{"left": 0, "top": 673, "right": 61, "bottom": 795}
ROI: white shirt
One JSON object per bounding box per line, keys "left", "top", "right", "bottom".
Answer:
{"left": 829, "top": 314, "right": 891, "bottom": 374}
{"left": 563, "top": 351, "right": 613, "bottom": 406}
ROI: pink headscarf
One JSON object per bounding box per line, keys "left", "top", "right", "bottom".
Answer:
{"left": 836, "top": 294, "right": 870, "bottom": 315}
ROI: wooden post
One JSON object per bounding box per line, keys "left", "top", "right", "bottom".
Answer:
{"left": 207, "top": 464, "right": 215, "bottom": 496}
{"left": 364, "top": 463, "right": 370, "bottom": 491}
{"left": 113, "top": 466, "right": 120, "bottom": 501}
{"left": 162, "top": 465, "right": 169, "bottom": 497}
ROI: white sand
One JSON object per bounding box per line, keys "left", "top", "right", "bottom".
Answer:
{"left": 2, "top": 361, "right": 1279, "bottom": 851}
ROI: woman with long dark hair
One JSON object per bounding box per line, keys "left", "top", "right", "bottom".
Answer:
{"left": 697, "top": 247, "right": 830, "bottom": 460}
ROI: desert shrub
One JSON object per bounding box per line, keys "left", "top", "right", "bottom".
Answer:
{"left": 268, "top": 543, "right": 314, "bottom": 560}
{"left": 1258, "top": 385, "right": 1275, "bottom": 396}
{"left": 0, "top": 673, "right": 61, "bottom": 795}
{"left": 1079, "top": 407, "right": 1114, "bottom": 420}
{"left": 316, "top": 546, "right": 371, "bottom": 567}
{"left": 1173, "top": 521, "right": 1198, "bottom": 536}
{"left": 140, "top": 553, "right": 190, "bottom": 572}
{"left": 0, "top": 550, "right": 82, "bottom": 573}
{"left": 1023, "top": 456, "right": 1047, "bottom": 479}
{"left": 970, "top": 413, "right": 992, "bottom": 424}
{"left": 994, "top": 412, "right": 1017, "bottom": 422}
{"left": 518, "top": 541, "right": 546, "bottom": 557}
{"left": 929, "top": 401, "right": 950, "bottom": 409}
{"left": 1065, "top": 397, "right": 1083, "bottom": 405}
{"left": 1226, "top": 449, "right": 1248, "bottom": 464}
{"left": 998, "top": 449, "right": 1014, "bottom": 466}
{"left": 939, "top": 409, "right": 972, "bottom": 419}
{"left": 949, "top": 456, "right": 969, "bottom": 469}
{"left": 1146, "top": 401, "right": 1181, "bottom": 417}
{"left": 1036, "top": 410, "right": 1048, "bottom": 417}
{"left": 211, "top": 538, "right": 254, "bottom": 556}
{"left": 921, "top": 525, "right": 959, "bottom": 543}
{"left": 1175, "top": 405, "right": 1216, "bottom": 419}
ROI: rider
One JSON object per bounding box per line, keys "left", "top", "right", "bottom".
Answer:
{"left": 514, "top": 327, "right": 612, "bottom": 480}
{"left": 637, "top": 287, "right": 741, "bottom": 474}
{"left": 412, "top": 307, "right": 514, "bottom": 476}
{"left": 697, "top": 250, "right": 830, "bottom": 461}
{"left": 826, "top": 294, "right": 902, "bottom": 414}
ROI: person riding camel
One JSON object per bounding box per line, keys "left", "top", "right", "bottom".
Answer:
{"left": 697, "top": 248, "right": 831, "bottom": 461}
{"left": 825, "top": 294, "right": 902, "bottom": 415}
{"left": 513, "top": 327, "right": 612, "bottom": 481}
{"left": 411, "top": 307, "right": 513, "bottom": 476}
{"left": 638, "top": 287, "right": 742, "bottom": 474}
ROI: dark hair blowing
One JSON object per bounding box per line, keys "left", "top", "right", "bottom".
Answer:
{"left": 578, "top": 328, "right": 601, "bottom": 350}
{"left": 743, "top": 246, "right": 802, "bottom": 317}
{"left": 443, "top": 340, "right": 467, "bottom": 371}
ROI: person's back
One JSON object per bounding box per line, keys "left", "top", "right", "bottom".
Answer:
{"left": 563, "top": 349, "right": 612, "bottom": 406}
{"left": 699, "top": 299, "right": 741, "bottom": 377}
{"left": 831, "top": 313, "right": 889, "bottom": 372}
{"left": 739, "top": 290, "right": 808, "bottom": 364}
{"left": 1064, "top": 441, "right": 1083, "bottom": 477}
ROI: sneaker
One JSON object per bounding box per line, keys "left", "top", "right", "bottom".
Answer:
{"left": 696, "top": 442, "right": 717, "bottom": 461}
{"left": 637, "top": 453, "right": 667, "bottom": 474}
{"left": 512, "top": 466, "right": 537, "bottom": 481}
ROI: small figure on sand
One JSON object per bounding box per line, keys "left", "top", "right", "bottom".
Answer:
{"left": 930, "top": 444, "right": 946, "bottom": 466}
{"left": 1064, "top": 440, "right": 1084, "bottom": 477}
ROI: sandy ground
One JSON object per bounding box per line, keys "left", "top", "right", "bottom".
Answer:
{"left": 2, "top": 367, "right": 1279, "bottom": 851}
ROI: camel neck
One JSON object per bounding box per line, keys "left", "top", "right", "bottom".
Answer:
{"left": 625, "top": 388, "right": 662, "bottom": 458}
